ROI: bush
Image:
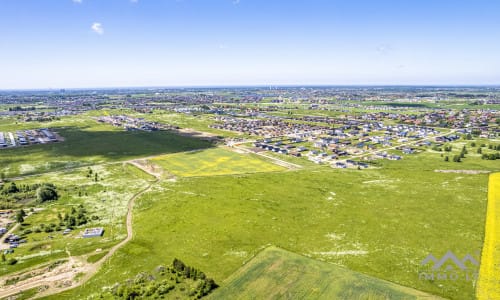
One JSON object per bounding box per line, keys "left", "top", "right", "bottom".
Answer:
{"left": 36, "top": 184, "right": 58, "bottom": 203}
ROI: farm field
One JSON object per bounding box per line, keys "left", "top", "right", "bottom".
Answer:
{"left": 50, "top": 165, "right": 488, "bottom": 300}
{"left": 0, "top": 115, "right": 213, "bottom": 177}
{"left": 209, "top": 246, "right": 442, "bottom": 299}
{"left": 477, "top": 172, "right": 500, "bottom": 299}
{"left": 150, "top": 147, "right": 285, "bottom": 177}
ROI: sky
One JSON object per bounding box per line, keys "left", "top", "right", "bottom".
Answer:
{"left": 0, "top": 0, "right": 500, "bottom": 89}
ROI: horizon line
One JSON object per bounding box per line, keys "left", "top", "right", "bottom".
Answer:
{"left": 2, "top": 83, "right": 500, "bottom": 92}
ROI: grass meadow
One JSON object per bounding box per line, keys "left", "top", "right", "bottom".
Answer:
{"left": 0, "top": 163, "right": 155, "bottom": 277}
{"left": 50, "top": 165, "right": 488, "bottom": 300}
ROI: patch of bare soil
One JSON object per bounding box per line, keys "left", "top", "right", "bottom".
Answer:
{"left": 434, "top": 169, "right": 491, "bottom": 174}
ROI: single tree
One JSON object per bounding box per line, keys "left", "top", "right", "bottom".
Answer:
{"left": 16, "top": 210, "right": 25, "bottom": 223}
{"left": 36, "top": 185, "right": 58, "bottom": 203}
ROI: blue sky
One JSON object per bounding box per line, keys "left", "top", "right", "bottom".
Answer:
{"left": 0, "top": 0, "right": 499, "bottom": 89}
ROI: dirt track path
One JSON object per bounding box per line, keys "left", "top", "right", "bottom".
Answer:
{"left": 0, "top": 164, "right": 160, "bottom": 299}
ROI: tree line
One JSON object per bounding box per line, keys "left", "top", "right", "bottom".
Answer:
{"left": 109, "top": 259, "right": 218, "bottom": 299}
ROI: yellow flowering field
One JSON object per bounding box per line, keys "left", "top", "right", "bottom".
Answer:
{"left": 477, "top": 173, "right": 500, "bottom": 300}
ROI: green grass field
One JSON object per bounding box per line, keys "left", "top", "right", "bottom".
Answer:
{"left": 140, "top": 111, "right": 244, "bottom": 138}
{"left": 50, "top": 165, "right": 487, "bottom": 300}
{"left": 0, "top": 115, "right": 213, "bottom": 177}
{"left": 150, "top": 147, "right": 285, "bottom": 177}
{"left": 209, "top": 246, "right": 442, "bottom": 299}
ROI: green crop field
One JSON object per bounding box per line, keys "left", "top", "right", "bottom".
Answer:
{"left": 50, "top": 165, "right": 487, "bottom": 300}
{"left": 150, "top": 147, "right": 285, "bottom": 177}
{"left": 209, "top": 246, "right": 442, "bottom": 299}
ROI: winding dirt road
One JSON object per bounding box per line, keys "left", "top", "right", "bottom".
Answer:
{"left": 0, "top": 164, "right": 159, "bottom": 299}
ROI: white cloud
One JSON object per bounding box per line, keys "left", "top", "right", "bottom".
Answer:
{"left": 232, "top": 0, "right": 240, "bottom": 4}
{"left": 376, "top": 44, "right": 392, "bottom": 55}
{"left": 72, "top": 0, "right": 82, "bottom": 4}
{"left": 130, "top": 0, "right": 138, "bottom": 3}
{"left": 91, "top": 23, "right": 104, "bottom": 35}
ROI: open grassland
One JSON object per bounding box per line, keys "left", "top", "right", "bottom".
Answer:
{"left": 51, "top": 166, "right": 487, "bottom": 300}
{"left": 209, "top": 246, "right": 442, "bottom": 300}
{"left": 0, "top": 163, "right": 155, "bottom": 277}
{"left": 376, "top": 140, "right": 500, "bottom": 173}
{"left": 150, "top": 147, "right": 285, "bottom": 177}
{"left": 0, "top": 115, "right": 212, "bottom": 177}
{"left": 477, "top": 173, "right": 500, "bottom": 300}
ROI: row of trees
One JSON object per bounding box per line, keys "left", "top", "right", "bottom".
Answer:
{"left": 1, "top": 182, "right": 58, "bottom": 203}
{"left": 57, "top": 205, "right": 91, "bottom": 228}
{"left": 482, "top": 153, "right": 500, "bottom": 161}
{"left": 443, "top": 145, "right": 468, "bottom": 163}
{"left": 23, "top": 205, "right": 95, "bottom": 233}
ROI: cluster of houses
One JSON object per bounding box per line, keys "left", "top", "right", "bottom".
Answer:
{"left": 96, "top": 115, "right": 175, "bottom": 132}
{"left": 0, "top": 128, "right": 58, "bottom": 149}
{"left": 254, "top": 139, "right": 307, "bottom": 156}
{"left": 211, "top": 116, "right": 330, "bottom": 137}
{"left": 221, "top": 114, "right": 443, "bottom": 151}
